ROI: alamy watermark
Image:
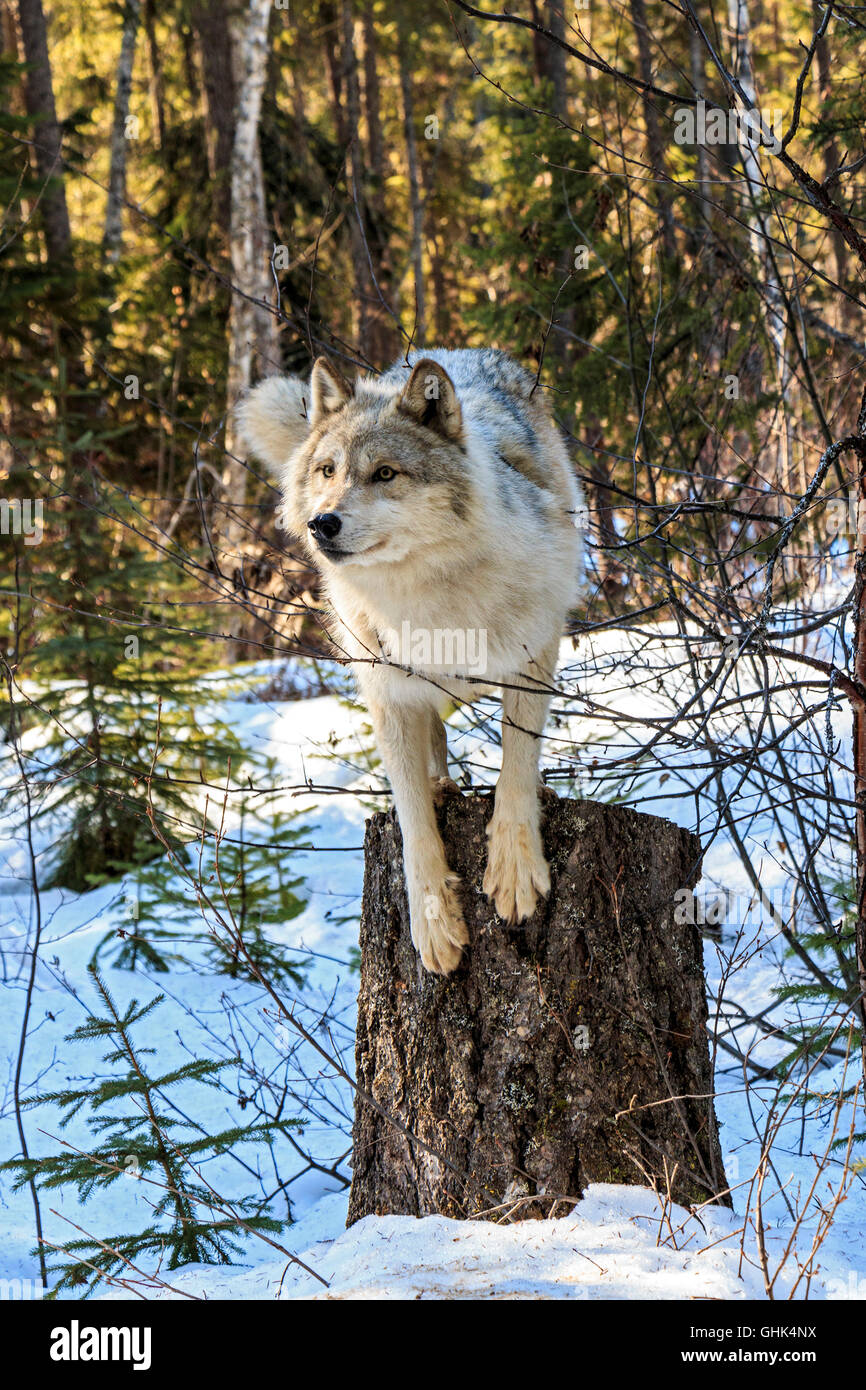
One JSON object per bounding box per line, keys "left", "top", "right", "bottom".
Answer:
{"left": 0, "top": 498, "right": 43, "bottom": 545}
{"left": 673, "top": 99, "right": 784, "bottom": 155}
{"left": 0, "top": 1277, "right": 45, "bottom": 1300}
{"left": 822, "top": 1270, "right": 866, "bottom": 1300}
{"left": 50, "top": 1321, "right": 152, "bottom": 1371}
{"left": 674, "top": 885, "right": 794, "bottom": 928}
{"left": 380, "top": 620, "right": 488, "bottom": 676}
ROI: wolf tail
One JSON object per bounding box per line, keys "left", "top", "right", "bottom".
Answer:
{"left": 235, "top": 375, "right": 310, "bottom": 471}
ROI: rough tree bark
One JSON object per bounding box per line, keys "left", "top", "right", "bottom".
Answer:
{"left": 191, "top": 0, "right": 236, "bottom": 239}
{"left": 349, "top": 791, "right": 730, "bottom": 1224}
{"left": 15, "top": 0, "right": 72, "bottom": 265}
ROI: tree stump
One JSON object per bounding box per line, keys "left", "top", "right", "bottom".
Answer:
{"left": 348, "top": 791, "right": 730, "bottom": 1224}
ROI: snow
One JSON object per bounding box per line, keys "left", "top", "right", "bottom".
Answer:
{"left": 2, "top": 639, "right": 866, "bottom": 1301}
{"left": 97, "top": 1186, "right": 866, "bottom": 1301}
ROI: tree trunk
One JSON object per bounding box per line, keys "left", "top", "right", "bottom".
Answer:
{"left": 359, "top": 1, "right": 395, "bottom": 364}
{"left": 396, "top": 15, "right": 426, "bottom": 346}
{"left": 191, "top": 0, "right": 236, "bottom": 238}
{"left": 102, "top": 0, "right": 141, "bottom": 263}
{"left": 688, "top": 24, "right": 710, "bottom": 209}
{"left": 15, "top": 0, "right": 72, "bottom": 265}
{"left": 339, "top": 0, "right": 372, "bottom": 360}
{"left": 219, "top": 0, "right": 277, "bottom": 621}
{"left": 727, "top": 0, "right": 791, "bottom": 490}
{"left": 321, "top": 1, "right": 348, "bottom": 148}
{"left": 142, "top": 0, "right": 166, "bottom": 152}
{"left": 361, "top": 2, "right": 384, "bottom": 212}
{"left": 529, "top": 0, "right": 567, "bottom": 115}
{"left": 850, "top": 387, "right": 866, "bottom": 1090}
{"left": 627, "top": 0, "right": 676, "bottom": 258}
{"left": 349, "top": 791, "right": 730, "bottom": 1224}
{"left": 812, "top": 0, "right": 848, "bottom": 313}
{"left": 528, "top": 2, "right": 575, "bottom": 367}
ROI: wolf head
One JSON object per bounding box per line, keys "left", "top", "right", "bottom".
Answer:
{"left": 237, "top": 357, "right": 471, "bottom": 569}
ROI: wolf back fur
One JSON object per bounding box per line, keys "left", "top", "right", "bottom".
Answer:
{"left": 239, "top": 349, "right": 584, "bottom": 973}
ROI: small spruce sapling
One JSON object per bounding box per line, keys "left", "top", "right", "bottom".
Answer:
{"left": 92, "top": 756, "right": 311, "bottom": 987}
{"left": 0, "top": 966, "right": 291, "bottom": 1296}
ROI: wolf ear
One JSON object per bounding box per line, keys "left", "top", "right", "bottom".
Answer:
{"left": 398, "top": 359, "right": 463, "bottom": 442}
{"left": 310, "top": 357, "right": 351, "bottom": 425}
{"left": 235, "top": 375, "right": 311, "bottom": 471}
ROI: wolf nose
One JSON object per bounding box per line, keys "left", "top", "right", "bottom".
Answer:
{"left": 309, "top": 512, "right": 342, "bottom": 542}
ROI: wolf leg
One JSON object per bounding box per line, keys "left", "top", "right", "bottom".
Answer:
{"left": 483, "top": 642, "right": 558, "bottom": 924}
{"left": 429, "top": 709, "right": 449, "bottom": 779}
{"left": 370, "top": 700, "right": 468, "bottom": 973}
{"left": 429, "top": 710, "right": 461, "bottom": 803}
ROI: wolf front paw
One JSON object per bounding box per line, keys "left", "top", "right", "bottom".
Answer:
{"left": 410, "top": 872, "right": 469, "bottom": 974}
{"left": 483, "top": 817, "right": 551, "bottom": 924}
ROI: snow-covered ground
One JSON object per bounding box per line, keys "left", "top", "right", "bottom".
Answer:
{"left": 2, "top": 639, "right": 865, "bottom": 1301}
{"left": 94, "top": 1185, "right": 866, "bottom": 1301}
{"left": 84, "top": 1186, "right": 838, "bottom": 1301}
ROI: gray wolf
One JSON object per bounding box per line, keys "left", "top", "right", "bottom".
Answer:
{"left": 238, "top": 348, "right": 584, "bottom": 973}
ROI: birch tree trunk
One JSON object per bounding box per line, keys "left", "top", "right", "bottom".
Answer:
{"left": 220, "top": 0, "right": 278, "bottom": 600}
{"left": 15, "top": 0, "right": 72, "bottom": 265}
{"left": 102, "top": 0, "right": 141, "bottom": 263}
{"left": 349, "top": 791, "right": 730, "bottom": 1223}
{"left": 727, "top": 0, "right": 792, "bottom": 489}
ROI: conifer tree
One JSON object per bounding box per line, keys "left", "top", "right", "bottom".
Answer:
{"left": 1, "top": 966, "right": 289, "bottom": 1296}
{"left": 93, "top": 756, "right": 311, "bottom": 987}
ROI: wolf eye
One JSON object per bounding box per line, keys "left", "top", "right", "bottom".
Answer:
{"left": 372, "top": 465, "right": 396, "bottom": 482}
{"left": 320, "top": 462, "right": 336, "bottom": 478}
